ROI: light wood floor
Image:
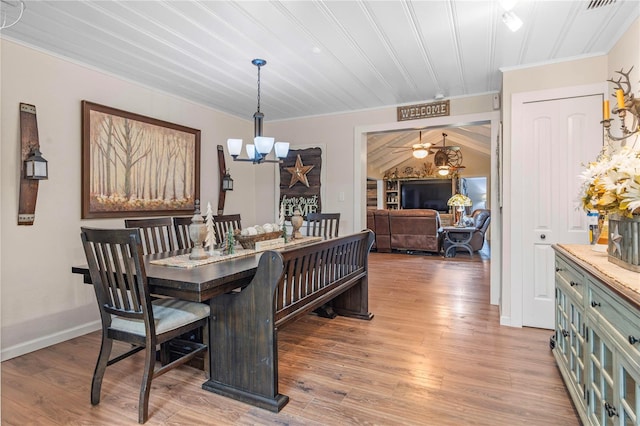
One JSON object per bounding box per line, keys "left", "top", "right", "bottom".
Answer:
{"left": 1, "top": 251, "right": 579, "bottom": 425}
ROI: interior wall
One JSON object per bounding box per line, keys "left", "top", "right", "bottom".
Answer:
{"left": 500, "top": 22, "right": 640, "bottom": 327}
{"left": 0, "top": 39, "right": 255, "bottom": 360}
{"left": 606, "top": 17, "right": 639, "bottom": 149}
{"left": 264, "top": 94, "right": 496, "bottom": 232}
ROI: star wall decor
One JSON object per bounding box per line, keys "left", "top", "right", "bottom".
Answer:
{"left": 286, "top": 154, "right": 314, "bottom": 188}
{"left": 610, "top": 224, "right": 623, "bottom": 255}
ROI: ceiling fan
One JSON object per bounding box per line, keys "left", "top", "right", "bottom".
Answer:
{"left": 388, "top": 130, "right": 433, "bottom": 158}
{"left": 434, "top": 133, "right": 466, "bottom": 176}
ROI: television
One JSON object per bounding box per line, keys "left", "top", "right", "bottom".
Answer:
{"left": 401, "top": 180, "right": 453, "bottom": 212}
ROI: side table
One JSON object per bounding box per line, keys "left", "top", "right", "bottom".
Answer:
{"left": 442, "top": 226, "right": 475, "bottom": 257}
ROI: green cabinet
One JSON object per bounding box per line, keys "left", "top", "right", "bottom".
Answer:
{"left": 553, "top": 248, "right": 640, "bottom": 426}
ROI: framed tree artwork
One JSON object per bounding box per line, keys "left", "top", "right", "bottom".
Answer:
{"left": 81, "top": 101, "right": 200, "bottom": 219}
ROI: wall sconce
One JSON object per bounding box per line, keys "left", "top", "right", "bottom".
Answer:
{"left": 222, "top": 169, "right": 233, "bottom": 191}
{"left": 603, "top": 67, "right": 640, "bottom": 141}
{"left": 24, "top": 147, "right": 48, "bottom": 180}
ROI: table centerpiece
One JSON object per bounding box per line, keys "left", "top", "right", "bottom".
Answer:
{"left": 579, "top": 143, "right": 640, "bottom": 271}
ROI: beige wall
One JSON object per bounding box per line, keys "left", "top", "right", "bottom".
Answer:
{"left": 0, "top": 40, "right": 256, "bottom": 359}
{"left": 499, "top": 16, "right": 639, "bottom": 326}
{"left": 264, "top": 94, "right": 496, "bottom": 232}
{"left": 607, "top": 17, "right": 639, "bottom": 148}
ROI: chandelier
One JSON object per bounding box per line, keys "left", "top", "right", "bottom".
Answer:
{"left": 227, "top": 59, "right": 289, "bottom": 164}
{"left": 602, "top": 67, "right": 640, "bottom": 142}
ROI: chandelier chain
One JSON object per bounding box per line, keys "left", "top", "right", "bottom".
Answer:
{"left": 256, "top": 64, "right": 261, "bottom": 113}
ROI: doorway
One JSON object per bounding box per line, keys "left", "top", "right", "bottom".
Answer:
{"left": 354, "top": 111, "right": 501, "bottom": 306}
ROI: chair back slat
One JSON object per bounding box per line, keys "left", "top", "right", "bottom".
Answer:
{"left": 81, "top": 227, "right": 149, "bottom": 321}
{"left": 172, "top": 216, "right": 194, "bottom": 249}
{"left": 213, "top": 214, "right": 242, "bottom": 245}
{"left": 124, "top": 217, "right": 175, "bottom": 255}
{"left": 306, "top": 213, "right": 340, "bottom": 238}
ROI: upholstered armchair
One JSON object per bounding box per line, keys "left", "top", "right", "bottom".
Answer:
{"left": 469, "top": 209, "right": 491, "bottom": 251}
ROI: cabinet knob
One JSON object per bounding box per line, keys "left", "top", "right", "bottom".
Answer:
{"left": 540, "top": 234, "right": 546, "bottom": 240}
{"left": 629, "top": 336, "right": 639, "bottom": 345}
{"left": 555, "top": 267, "right": 563, "bottom": 272}
{"left": 591, "top": 301, "right": 601, "bottom": 308}
{"left": 604, "top": 402, "right": 619, "bottom": 418}
{"left": 570, "top": 281, "right": 579, "bottom": 287}
{"left": 561, "top": 329, "right": 569, "bottom": 338}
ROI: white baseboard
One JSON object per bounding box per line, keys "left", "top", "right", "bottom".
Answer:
{"left": 1, "top": 320, "right": 101, "bottom": 362}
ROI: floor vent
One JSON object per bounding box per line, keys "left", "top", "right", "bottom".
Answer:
{"left": 587, "top": 0, "right": 616, "bottom": 10}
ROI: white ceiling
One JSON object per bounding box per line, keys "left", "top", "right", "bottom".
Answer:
{"left": 1, "top": 0, "right": 638, "bottom": 173}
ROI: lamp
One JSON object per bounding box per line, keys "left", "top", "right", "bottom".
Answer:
{"left": 412, "top": 130, "right": 431, "bottom": 159}
{"left": 24, "top": 147, "right": 48, "bottom": 180}
{"left": 221, "top": 169, "right": 233, "bottom": 191}
{"left": 227, "top": 59, "right": 290, "bottom": 164}
{"left": 413, "top": 146, "right": 429, "bottom": 159}
{"left": 602, "top": 67, "right": 640, "bottom": 141}
{"left": 447, "top": 194, "right": 472, "bottom": 227}
{"left": 437, "top": 166, "right": 450, "bottom": 176}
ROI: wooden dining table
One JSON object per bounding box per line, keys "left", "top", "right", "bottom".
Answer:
{"left": 72, "top": 249, "right": 262, "bottom": 303}
{"left": 72, "top": 237, "right": 329, "bottom": 411}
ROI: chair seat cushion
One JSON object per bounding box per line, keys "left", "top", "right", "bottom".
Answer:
{"left": 111, "top": 298, "right": 210, "bottom": 336}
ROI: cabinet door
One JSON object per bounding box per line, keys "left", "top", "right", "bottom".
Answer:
{"left": 555, "top": 285, "right": 586, "bottom": 408}
{"left": 619, "top": 357, "right": 640, "bottom": 425}
{"left": 588, "top": 323, "right": 617, "bottom": 425}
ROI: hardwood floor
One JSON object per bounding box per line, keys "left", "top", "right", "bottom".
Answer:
{"left": 1, "top": 252, "right": 579, "bottom": 425}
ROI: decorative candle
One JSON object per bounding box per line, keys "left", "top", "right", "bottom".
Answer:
{"left": 616, "top": 89, "right": 625, "bottom": 109}
{"left": 603, "top": 100, "right": 610, "bottom": 120}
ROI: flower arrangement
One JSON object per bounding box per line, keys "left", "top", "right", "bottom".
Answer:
{"left": 579, "top": 144, "right": 640, "bottom": 217}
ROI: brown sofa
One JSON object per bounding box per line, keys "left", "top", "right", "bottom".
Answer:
{"left": 369, "top": 209, "right": 441, "bottom": 254}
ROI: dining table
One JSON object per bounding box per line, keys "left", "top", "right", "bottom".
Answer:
{"left": 72, "top": 249, "right": 263, "bottom": 302}
{"left": 72, "top": 237, "right": 326, "bottom": 410}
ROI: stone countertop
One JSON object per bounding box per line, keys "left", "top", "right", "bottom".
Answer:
{"left": 554, "top": 244, "right": 640, "bottom": 309}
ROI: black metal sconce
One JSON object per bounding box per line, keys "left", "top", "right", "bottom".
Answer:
{"left": 24, "top": 147, "right": 48, "bottom": 180}
{"left": 222, "top": 170, "right": 233, "bottom": 191}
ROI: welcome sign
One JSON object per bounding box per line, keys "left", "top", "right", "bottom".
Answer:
{"left": 397, "top": 100, "right": 450, "bottom": 121}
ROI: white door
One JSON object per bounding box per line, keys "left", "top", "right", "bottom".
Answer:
{"left": 520, "top": 94, "right": 603, "bottom": 329}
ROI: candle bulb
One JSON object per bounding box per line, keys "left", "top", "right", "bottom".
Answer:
{"left": 616, "top": 89, "right": 625, "bottom": 110}
{"left": 603, "top": 100, "right": 610, "bottom": 120}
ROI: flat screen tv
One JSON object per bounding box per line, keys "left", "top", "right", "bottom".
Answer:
{"left": 401, "top": 180, "right": 453, "bottom": 212}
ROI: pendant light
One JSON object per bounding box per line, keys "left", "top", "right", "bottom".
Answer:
{"left": 227, "top": 59, "right": 289, "bottom": 164}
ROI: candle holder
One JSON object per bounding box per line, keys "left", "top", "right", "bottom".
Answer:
{"left": 189, "top": 200, "right": 208, "bottom": 260}
{"left": 604, "top": 67, "right": 640, "bottom": 142}
{"left": 291, "top": 209, "right": 303, "bottom": 239}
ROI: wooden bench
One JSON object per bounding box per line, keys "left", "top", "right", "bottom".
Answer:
{"left": 202, "top": 230, "right": 375, "bottom": 411}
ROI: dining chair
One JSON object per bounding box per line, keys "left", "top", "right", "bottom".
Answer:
{"left": 80, "top": 227, "right": 209, "bottom": 424}
{"left": 213, "top": 214, "right": 242, "bottom": 245}
{"left": 306, "top": 212, "right": 340, "bottom": 238}
{"left": 124, "top": 217, "right": 175, "bottom": 255}
{"left": 172, "top": 216, "right": 193, "bottom": 250}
